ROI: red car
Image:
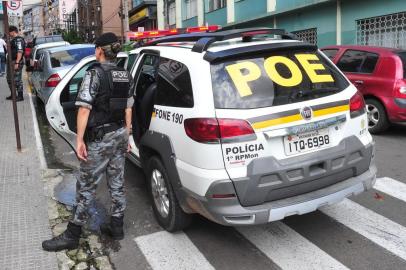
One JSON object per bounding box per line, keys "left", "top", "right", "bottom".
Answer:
{"left": 321, "top": 45, "right": 406, "bottom": 133}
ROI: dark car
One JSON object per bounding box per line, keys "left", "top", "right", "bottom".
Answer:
{"left": 321, "top": 45, "right": 406, "bottom": 133}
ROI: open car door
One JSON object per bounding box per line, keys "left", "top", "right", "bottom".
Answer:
{"left": 46, "top": 54, "right": 140, "bottom": 162}
{"left": 46, "top": 56, "right": 98, "bottom": 150}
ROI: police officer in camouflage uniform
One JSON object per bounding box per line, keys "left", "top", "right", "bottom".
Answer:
{"left": 6, "top": 26, "right": 25, "bottom": 101}
{"left": 42, "top": 32, "right": 134, "bottom": 251}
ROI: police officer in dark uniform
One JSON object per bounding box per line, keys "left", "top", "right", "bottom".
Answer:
{"left": 6, "top": 26, "right": 25, "bottom": 101}
{"left": 42, "top": 32, "right": 134, "bottom": 251}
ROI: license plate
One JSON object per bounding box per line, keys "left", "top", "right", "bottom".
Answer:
{"left": 284, "top": 128, "right": 330, "bottom": 156}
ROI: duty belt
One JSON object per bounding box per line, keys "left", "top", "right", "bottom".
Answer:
{"left": 85, "top": 122, "right": 124, "bottom": 143}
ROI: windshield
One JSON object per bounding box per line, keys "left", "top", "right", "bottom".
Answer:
{"left": 211, "top": 49, "right": 349, "bottom": 109}
{"left": 397, "top": 52, "right": 406, "bottom": 78}
{"left": 50, "top": 47, "right": 94, "bottom": 68}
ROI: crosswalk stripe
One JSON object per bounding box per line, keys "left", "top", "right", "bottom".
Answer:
{"left": 237, "top": 222, "right": 349, "bottom": 270}
{"left": 321, "top": 198, "right": 406, "bottom": 261}
{"left": 374, "top": 177, "right": 406, "bottom": 203}
{"left": 134, "top": 231, "right": 215, "bottom": 270}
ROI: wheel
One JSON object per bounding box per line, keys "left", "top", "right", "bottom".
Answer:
{"left": 147, "top": 156, "right": 192, "bottom": 232}
{"left": 365, "top": 98, "right": 390, "bottom": 134}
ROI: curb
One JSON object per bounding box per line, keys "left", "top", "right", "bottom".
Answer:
{"left": 28, "top": 92, "right": 47, "bottom": 170}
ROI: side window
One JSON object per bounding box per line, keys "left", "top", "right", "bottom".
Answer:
{"left": 337, "top": 50, "right": 379, "bottom": 74}
{"left": 155, "top": 57, "right": 194, "bottom": 108}
{"left": 321, "top": 49, "right": 339, "bottom": 61}
{"left": 40, "top": 54, "right": 46, "bottom": 69}
{"left": 135, "top": 54, "right": 159, "bottom": 97}
{"left": 61, "top": 62, "right": 94, "bottom": 102}
{"left": 116, "top": 57, "right": 127, "bottom": 68}
{"left": 360, "top": 53, "right": 379, "bottom": 73}
{"left": 35, "top": 49, "right": 44, "bottom": 60}
{"left": 126, "top": 53, "right": 138, "bottom": 72}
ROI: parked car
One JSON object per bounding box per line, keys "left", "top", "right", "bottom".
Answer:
{"left": 31, "top": 44, "right": 95, "bottom": 103}
{"left": 30, "top": 41, "right": 71, "bottom": 70}
{"left": 32, "top": 35, "right": 64, "bottom": 47}
{"left": 46, "top": 29, "right": 376, "bottom": 232}
{"left": 321, "top": 45, "right": 406, "bottom": 133}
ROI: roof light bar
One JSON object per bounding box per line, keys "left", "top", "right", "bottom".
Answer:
{"left": 186, "top": 25, "right": 220, "bottom": 33}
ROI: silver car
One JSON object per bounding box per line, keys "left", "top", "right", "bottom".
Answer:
{"left": 31, "top": 44, "right": 95, "bottom": 103}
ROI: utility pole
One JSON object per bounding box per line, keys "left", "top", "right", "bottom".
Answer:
{"left": 122, "top": 0, "right": 129, "bottom": 42}
{"left": 86, "top": 0, "right": 90, "bottom": 42}
{"left": 2, "top": 1, "right": 22, "bottom": 151}
{"left": 119, "top": 0, "right": 129, "bottom": 43}
{"left": 120, "top": 1, "right": 124, "bottom": 43}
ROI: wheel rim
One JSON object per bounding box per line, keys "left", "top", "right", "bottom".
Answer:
{"left": 151, "top": 169, "right": 170, "bottom": 218}
{"left": 366, "top": 103, "right": 380, "bottom": 128}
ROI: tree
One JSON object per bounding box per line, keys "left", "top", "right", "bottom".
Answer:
{"left": 62, "top": 29, "right": 84, "bottom": 44}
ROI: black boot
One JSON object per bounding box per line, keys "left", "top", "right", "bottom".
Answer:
{"left": 42, "top": 222, "right": 81, "bottom": 252}
{"left": 100, "top": 216, "right": 124, "bottom": 240}
{"left": 6, "top": 95, "right": 12, "bottom": 100}
{"left": 16, "top": 93, "right": 24, "bottom": 102}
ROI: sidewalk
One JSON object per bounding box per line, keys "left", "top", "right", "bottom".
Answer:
{"left": 0, "top": 76, "right": 58, "bottom": 269}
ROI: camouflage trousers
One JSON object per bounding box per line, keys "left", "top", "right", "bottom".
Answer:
{"left": 72, "top": 127, "right": 129, "bottom": 226}
{"left": 6, "top": 61, "right": 24, "bottom": 96}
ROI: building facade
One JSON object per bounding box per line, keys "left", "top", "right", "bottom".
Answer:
{"left": 23, "top": 8, "right": 34, "bottom": 38}
{"left": 77, "top": 0, "right": 124, "bottom": 42}
{"left": 157, "top": 0, "right": 406, "bottom": 49}
{"left": 0, "top": 2, "right": 5, "bottom": 35}
{"left": 129, "top": 0, "right": 157, "bottom": 31}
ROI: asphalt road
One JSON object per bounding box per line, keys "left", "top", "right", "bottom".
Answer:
{"left": 34, "top": 99, "right": 406, "bottom": 270}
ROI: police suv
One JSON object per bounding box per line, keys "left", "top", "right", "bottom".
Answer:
{"left": 46, "top": 28, "right": 376, "bottom": 232}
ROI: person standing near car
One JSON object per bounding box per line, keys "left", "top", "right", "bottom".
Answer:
{"left": 0, "top": 34, "right": 6, "bottom": 76}
{"left": 42, "top": 32, "right": 134, "bottom": 252}
{"left": 6, "top": 26, "right": 25, "bottom": 101}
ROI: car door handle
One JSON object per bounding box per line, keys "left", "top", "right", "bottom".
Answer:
{"left": 354, "top": 80, "right": 364, "bottom": 84}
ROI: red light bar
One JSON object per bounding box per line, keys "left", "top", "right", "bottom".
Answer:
{"left": 128, "top": 29, "right": 179, "bottom": 40}
{"left": 242, "top": 30, "right": 272, "bottom": 36}
{"left": 186, "top": 25, "right": 220, "bottom": 33}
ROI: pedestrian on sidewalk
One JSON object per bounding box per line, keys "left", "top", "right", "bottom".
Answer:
{"left": 6, "top": 26, "right": 25, "bottom": 101}
{"left": 0, "top": 34, "right": 6, "bottom": 76}
{"left": 42, "top": 32, "right": 134, "bottom": 252}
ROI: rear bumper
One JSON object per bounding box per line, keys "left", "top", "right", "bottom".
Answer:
{"left": 383, "top": 97, "right": 406, "bottom": 122}
{"left": 182, "top": 163, "right": 376, "bottom": 226}
{"left": 37, "top": 87, "right": 54, "bottom": 103}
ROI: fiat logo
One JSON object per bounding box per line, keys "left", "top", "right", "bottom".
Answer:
{"left": 300, "top": 106, "right": 313, "bottom": 121}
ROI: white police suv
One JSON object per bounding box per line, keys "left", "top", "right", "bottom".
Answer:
{"left": 46, "top": 28, "right": 376, "bottom": 232}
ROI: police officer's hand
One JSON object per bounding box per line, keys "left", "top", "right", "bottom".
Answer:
{"left": 127, "top": 143, "right": 131, "bottom": 153}
{"left": 77, "top": 139, "right": 88, "bottom": 162}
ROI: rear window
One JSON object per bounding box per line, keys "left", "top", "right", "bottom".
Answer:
{"left": 321, "top": 49, "right": 339, "bottom": 61}
{"left": 336, "top": 50, "right": 379, "bottom": 74}
{"left": 211, "top": 50, "right": 349, "bottom": 109}
{"left": 50, "top": 47, "right": 94, "bottom": 68}
{"left": 397, "top": 52, "right": 406, "bottom": 78}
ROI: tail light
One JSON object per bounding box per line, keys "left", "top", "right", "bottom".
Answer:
{"left": 350, "top": 91, "right": 366, "bottom": 118}
{"left": 394, "top": 80, "right": 406, "bottom": 99}
{"left": 45, "top": 74, "right": 61, "bottom": 88}
{"left": 184, "top": 118, "right": 255, "bottom": 143}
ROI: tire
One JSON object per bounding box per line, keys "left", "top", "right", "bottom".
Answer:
{"left": 365, "top": 98, "right": 390, "bottom": 134}
{"left": 147, "top": 156, "right": 192, "bottom": 232}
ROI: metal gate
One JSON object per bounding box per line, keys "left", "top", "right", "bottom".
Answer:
{"left": 292, "top": 28, "right": 318, "bottom": 45}
{"left": 357, "top": 12, "right": 406, "bottom": 49}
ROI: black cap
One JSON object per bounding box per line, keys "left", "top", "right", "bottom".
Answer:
{"left": 95, "top": 32, "right": 119, "bottom": 47}
{"left": 9, "top": 26, "right": 19, "bottom": 33}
